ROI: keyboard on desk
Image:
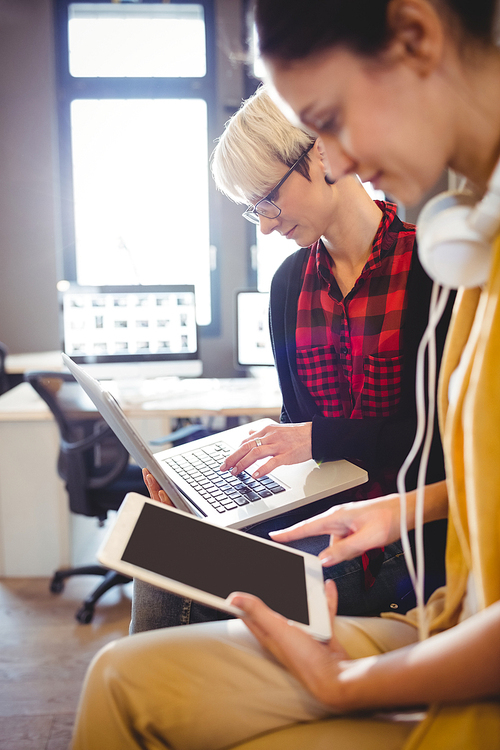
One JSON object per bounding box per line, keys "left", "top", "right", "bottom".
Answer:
{"left": 163, "top": 442, "right": 285, "bottom": 514}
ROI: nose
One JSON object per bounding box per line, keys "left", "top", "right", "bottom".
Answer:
{"left": 321, "top": 136, "right": 357, "bottom": 181}
{"left": 258, "top": 214, "right": 280, "bottom": 235}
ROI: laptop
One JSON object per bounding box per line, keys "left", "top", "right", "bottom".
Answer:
{"left": 62, "top": 353, "right": 368, "bottom": 530}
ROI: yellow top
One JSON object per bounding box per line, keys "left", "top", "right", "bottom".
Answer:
{"left": 404, "top": 238, "right": 500, "bottom": 749}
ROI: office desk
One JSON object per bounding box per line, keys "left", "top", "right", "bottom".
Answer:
{"left": 0, "top": 376, "right": 282, "bottom": 576}
{"left": 111, "top": 375, "right": 282, "bottom": 418}
{"left": 4, "top": 350, "right": 64, "bottom": 390}
{"left": 5, "top": 350, "right": 64, "bottom": 374}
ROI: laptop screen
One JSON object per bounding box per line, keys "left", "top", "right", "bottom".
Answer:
{"left": 61, "top": 284, "right": 199, "bottom": 367}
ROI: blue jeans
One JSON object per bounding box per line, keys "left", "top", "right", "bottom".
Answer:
{"left": 130, "top": 537, "right": 415, "bottom": 632}
{"left": 129, "top": 494, "right": 447, "bottom": 633}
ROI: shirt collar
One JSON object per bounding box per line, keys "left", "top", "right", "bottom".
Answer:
{"left": 363, "top": 200, "right": 398, "bottom": 273}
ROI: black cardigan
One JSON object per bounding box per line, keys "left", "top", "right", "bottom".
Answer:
{"left": 269, "top": 222, "right": 455, "bottom": 492}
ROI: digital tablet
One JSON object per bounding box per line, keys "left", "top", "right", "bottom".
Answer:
{"left": 98, "top": 492, "right": 332, "bottom": 641}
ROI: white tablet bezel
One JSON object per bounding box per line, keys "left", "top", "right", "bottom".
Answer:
{"left": 98, "top": 492, "right": 332, "bottom": 641}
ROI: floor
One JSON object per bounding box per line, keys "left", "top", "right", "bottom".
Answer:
{"left": 0, "top": 575, "right": 132, "bottom": 750}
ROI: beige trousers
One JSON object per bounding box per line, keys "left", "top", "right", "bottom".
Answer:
{"left": 71, "top": 616, "right": 421, "bottom": 750}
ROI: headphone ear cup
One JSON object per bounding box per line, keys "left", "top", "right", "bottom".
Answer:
{"left": 417, "top": 191, "right": 493, "bottom": 289}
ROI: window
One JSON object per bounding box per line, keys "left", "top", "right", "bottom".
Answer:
{"left": 55, "top": 1, "right": 217, "bottom": 329}
{"left": 68, "top": 3, "right": 206, "bottom": 78}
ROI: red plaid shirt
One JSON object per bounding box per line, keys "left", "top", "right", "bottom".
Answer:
{"left": 296, "top": 201, "right": 414, "bottom": 421}
{"left": 295, "top": 201, "right": 416, "bottom": 588}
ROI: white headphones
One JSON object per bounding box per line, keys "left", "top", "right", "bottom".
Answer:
{"left": 417, "top": 157, "right": 500, "bottom": 288}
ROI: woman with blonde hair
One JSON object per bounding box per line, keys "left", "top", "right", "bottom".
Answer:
{"left": 133, "top": 85, "right": 450, "bottom": 633}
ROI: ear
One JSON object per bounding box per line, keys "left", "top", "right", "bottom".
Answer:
{"left": 384, "top": 0, "right": 445, "bottom": 76}
{"left": 314, "top": 139, "right": 335, "bottom": 183}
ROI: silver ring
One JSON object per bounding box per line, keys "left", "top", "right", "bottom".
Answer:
{"left": 255, "top": 438, "right": 262, "bottom": 448}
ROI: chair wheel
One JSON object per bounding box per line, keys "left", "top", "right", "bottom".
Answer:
{"left": 50, "top": 577, "right": 64, "bottom": 594}
{"left": 76, "top": 605, "right": 94, "bottom": 624}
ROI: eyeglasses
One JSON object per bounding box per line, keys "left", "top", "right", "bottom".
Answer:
{"left": 242, "top": 142, "right": 314, "bottom": 225}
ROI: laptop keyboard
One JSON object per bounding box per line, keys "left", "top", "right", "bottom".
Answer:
{"left": 163, "top": 441, "right": 285, "bottom": 514}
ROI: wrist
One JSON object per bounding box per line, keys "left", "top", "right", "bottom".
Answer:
{"left": 311, "top": 656, "right": 375, "bottom": 712}
{"left": 335, "top": 656, "right": 381, "bottom": 712}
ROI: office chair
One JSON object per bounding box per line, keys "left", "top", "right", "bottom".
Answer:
{"left": 149, "top": 417, "right": 216, "bottom": 447}
{"left": 24, "top": 371, "right": 148, "bottom": 624}
{"left": 0, "top": 342, "right": 9, "bottom": 395}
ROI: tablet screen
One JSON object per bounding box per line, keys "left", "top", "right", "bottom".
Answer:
{"left": 121, "top": 503, "right": 309, "bottom": 624}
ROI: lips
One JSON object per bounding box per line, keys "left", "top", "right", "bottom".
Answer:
{"left": 285, "top": 225, "right": 298, "bottom": 239}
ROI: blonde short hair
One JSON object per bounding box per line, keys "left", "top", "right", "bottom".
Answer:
{"left": 211, "top": 85, "right": 314, "bottom": 205}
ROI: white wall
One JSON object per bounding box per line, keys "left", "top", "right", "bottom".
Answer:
{"left": 0, "top": 0, "right": 61, "bottom": 354}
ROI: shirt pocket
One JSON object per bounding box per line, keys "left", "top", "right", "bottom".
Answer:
{"left": 296, "top": 346, "right": 344, "bottom": 418}
{"left": 362, "top": 354, "right": 403, "bottom": 418}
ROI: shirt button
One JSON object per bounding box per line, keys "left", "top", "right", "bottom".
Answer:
{"left": 340, "top": 346, "right": 348, "bottom": 354}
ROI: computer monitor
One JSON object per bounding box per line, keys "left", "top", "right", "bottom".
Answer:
{"left": 236, "top": 291, "right": 274, "bottom": 368}
{"left": 61, "top": 284, "right": 202, "bottom": 379}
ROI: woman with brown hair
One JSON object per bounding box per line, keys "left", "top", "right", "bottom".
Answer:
{"left": 72, "top": 3, "right": 500, "bottom": 747}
